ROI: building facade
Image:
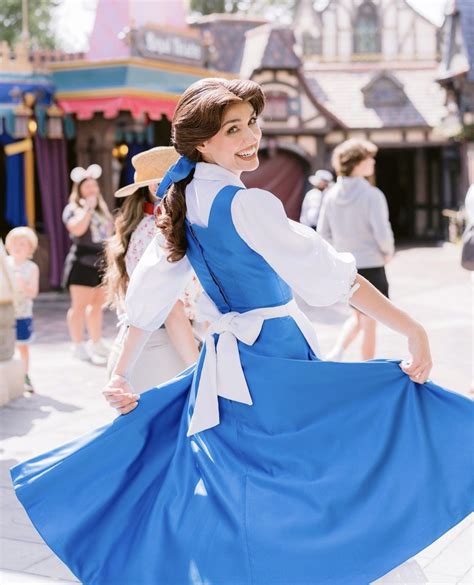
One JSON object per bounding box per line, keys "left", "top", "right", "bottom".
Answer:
{"left": 1, "top": 0, "right": 468, "bottom": 288}
{"left": 437, "top": 0, "right": 474, "bottom": 190}
{"left": 272, "top": 0, "right": 462, "bottom": 239}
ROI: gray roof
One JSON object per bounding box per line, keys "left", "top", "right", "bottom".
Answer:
{"left": 304, "top": 66, "right": 446, "bottom": 129}
{"left": 240, "top": 25, "right": 301, "bottom": 78}
{"left": 456, "top": 0, "right": 474, "bottom": 81}
{"left": 191, "top": 17, "right": 266, "bottom": 72}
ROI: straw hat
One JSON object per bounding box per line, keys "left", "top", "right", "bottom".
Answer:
{"left": 114, "top": 146, "right": 180, "bottom": 198}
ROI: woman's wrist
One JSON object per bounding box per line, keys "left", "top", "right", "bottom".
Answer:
{"left": 405, "top": 320, "right": 425, "bottom": 339}
{"left": 109, "top": 372, "right": 131, "bottom": 387}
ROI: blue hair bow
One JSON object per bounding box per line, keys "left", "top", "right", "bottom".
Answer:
{"left": 156, "top": 155, "right": 196, "bottom": 200}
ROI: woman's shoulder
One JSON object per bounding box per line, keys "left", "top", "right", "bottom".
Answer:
{"left": 234, "top": 186, "right": 280, "bottom": 204}
{"left": 62, "top": 202, "right": 79, "bottom": 222}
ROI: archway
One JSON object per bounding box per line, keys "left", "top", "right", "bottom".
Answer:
{"left": 242, "top": 147, "right": 310, "bottom": 220}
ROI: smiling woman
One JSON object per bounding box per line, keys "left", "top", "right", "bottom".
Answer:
{"left": 156, "top": 77, "right": 265, "bottom": 262}
{"left": 197, "top": 102, "right": 261, "bottom": 171}
{"left": 10, "top": 76, "right": 474, "bottom": 585}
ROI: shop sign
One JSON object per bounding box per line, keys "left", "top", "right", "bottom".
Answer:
{"left": 133, "top": 27, "right": 204, "bottom": 66}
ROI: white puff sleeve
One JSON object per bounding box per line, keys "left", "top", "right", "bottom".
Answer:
{"left": 125, "top": 233, "right": 193, "bottom": 331}
{"left": 232, "top": 188, "right": 358, "bottom": 307}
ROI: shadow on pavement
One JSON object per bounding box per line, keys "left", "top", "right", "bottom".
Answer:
{"left": 0, "top": 394, "right": 80, "bottom": 439}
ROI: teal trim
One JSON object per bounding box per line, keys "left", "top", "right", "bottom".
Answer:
{"left": 53, "top": 64, "right": 203, "bottom": 95}
{"left": 5, "top": 110, "right": 15, "bottom": 135}
{"left": 64, "top": 114, "right": 76, "bottom": 139}
{"left": 0, "top": 72, "right": 53, "bottom": 84}
{"left": 146, "top": 124, "right": 154, "bottom": 145}
{"left": 35, "top": 106, "right": 48, "bottom": 137}
{"left": 126, "top": 66, "right": 201, "bottom": 94}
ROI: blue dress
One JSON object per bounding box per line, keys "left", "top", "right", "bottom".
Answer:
{"left": 11, "top": 186, "right": 474, "bottom": 585}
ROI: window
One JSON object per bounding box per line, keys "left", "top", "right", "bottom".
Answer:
{"left": 263, "top": 92, "right": 290, "bottom": 122}
{"left": 302, "top": 31, "right": 322, "bottom": 56}
{"left": 354, "top": 1, "right": 380, "bottom": 55}
{"left": 362, "top": 74, "right": 407, "bottom": 107}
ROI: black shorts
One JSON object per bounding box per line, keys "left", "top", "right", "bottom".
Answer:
{"left": 67, "top": 261, "right": 103, "bottom": 288}
{"left": 357, "top": 266, "right": 389, "bottom": 298}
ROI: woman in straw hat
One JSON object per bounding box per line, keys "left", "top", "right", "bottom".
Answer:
{"left": 104, "top": 147, "right": 200, "bottom": 391}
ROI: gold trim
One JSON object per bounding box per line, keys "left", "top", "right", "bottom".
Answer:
{"left": 49, "top": 57, "right": 235, "bottom": 79}
{"left": 4, "top": 138, "right": 33, "bottom": 156}
{"left": 56, "top": 88, "right": 182, "bottom": 101}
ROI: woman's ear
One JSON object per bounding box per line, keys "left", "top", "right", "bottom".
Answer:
{"left": 195, "top": 142, "right": 207, "bottom": 156}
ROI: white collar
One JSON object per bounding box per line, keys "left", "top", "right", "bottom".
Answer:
{"left": 194, "top": 162, "right": 245, "bottom": 187}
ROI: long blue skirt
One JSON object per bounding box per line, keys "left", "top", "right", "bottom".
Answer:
{"left": 11, "top": 349, "right": 474, "bottom": 585}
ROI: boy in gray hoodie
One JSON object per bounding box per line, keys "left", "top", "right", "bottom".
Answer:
{"left": 317, "top": 139, "right": 394, "bottom": 360}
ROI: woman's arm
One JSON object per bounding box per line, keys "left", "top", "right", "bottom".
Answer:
{"left": 104, "top": 325, "right": 151, "bottom": 414}
{"left": 103, "top": 233, "right": 194, "bottom": 413}
{"left": 164, "top": 300, "right": 200, "bottom": 366}
{"left": 23, "top": 263, "right": 39, "bottom": 299}
{"left": 65, "top": 206, "right": 94, "bottom": 237}
{"left": 350, "top": 275, "right": 432, "bottom": 383}
{"left": 368, "top": 189, "right": 395, "bottom": 259}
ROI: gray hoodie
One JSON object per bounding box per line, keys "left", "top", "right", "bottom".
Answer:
{"left": 317, "top": 176, "right": 395, "bottom": 269}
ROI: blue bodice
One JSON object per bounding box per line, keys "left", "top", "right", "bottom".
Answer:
{"left": 185, "top": 185, "right": 293, "bottom": 314}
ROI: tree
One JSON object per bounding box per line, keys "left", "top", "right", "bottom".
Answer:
{"left": 0, "top": 0, "right": 58, "bottom": 50}
{"left": 190, "top": 0, "right": 238, "bottom": 15}
{"left": 190, "top": 0, "right": 295, "bottom": 22}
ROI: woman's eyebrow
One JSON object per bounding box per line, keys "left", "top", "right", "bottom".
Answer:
{"left": 221, "top": 110, "right": 257, "bottom": 128}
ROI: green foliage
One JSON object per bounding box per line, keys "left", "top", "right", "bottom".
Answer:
{"left": 0, "top": 0, "right": 58, "bottom": 50}
{"left": 190, "top": 0, "right": 238, "bottom": 15}
{"left": 191, "top": 0, "right": 295, "bottom": 19}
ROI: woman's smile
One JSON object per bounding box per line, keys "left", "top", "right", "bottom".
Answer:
{"left": 235, "top": 145, "right": 258, "bottom": 161}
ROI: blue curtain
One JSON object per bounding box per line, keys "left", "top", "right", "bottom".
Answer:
{"left": 0, "top": 134, "right": 27, "bottom": 227}
{"left": 124, "top": 143, "right": 148, "bottom": 185}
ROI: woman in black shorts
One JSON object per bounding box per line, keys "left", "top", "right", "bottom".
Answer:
{"left": 317, "top": 139, "right": 395, "bottom": 360}
{"left": 62, "top": 165, "right": 113, "bottom": 364}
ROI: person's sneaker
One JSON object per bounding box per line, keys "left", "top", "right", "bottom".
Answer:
{"left": 88, "top": 339, "right": 110, "bottom": 358}
{"left": 72, "top": 342, "right": 91, "bottom": 361}
{"left": 24, "top": 374, "right": 35, "bottom": 393}
{"left": 86, "top": 341, "right": 108, "bottom": 366}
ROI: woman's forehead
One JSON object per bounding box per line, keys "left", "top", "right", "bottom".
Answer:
{"left": 222, "top": 101, "right": 255, "bottom": 122}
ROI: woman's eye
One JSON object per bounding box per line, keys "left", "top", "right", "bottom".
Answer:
{"left": 227, "top": 126, "right": 238, "bottom": 135}
{"left": 249, "top": 117, "right": 257, "bottom": 125}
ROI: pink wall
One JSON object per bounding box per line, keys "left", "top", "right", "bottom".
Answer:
{"left": 87, "top": 0, "right": 188, "bottom": 61}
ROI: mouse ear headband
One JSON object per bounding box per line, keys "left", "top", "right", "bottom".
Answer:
{"left": 70, "top": 164, "right": 102, "bottom": 184}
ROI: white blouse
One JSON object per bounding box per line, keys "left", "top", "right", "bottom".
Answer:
{"left": 125, "top": 162, "right": 358, "bottom": 331}
{"left": 125, "top": 214, "right": 157, "bottom": 276}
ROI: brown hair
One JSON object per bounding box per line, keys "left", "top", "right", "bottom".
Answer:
{"left": 331, "top": 138, "right": 378, "bottom": 177}
{"left": 68, "top": 178, "right": 113, "bottom": 221}
{"left": 157, "top": 77, "right": 265, "bottom": 262}
{"left": 103, "top": 188, "right": 149, "bottom": 308}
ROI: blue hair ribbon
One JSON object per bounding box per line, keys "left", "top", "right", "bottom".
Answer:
{"left": 156, "top": 155, "right": 196, "bottom": 201}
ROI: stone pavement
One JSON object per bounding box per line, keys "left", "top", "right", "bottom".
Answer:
{"left": 0, "top": 242, "right": 472, "bottom": 585}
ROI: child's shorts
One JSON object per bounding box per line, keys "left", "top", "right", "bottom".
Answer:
{"left": 16, "top": 317, "right": 34, "bottom": 343}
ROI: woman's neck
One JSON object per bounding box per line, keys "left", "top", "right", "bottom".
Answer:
{"left": 200, "top": 160, "right": 242, "bottom": 179}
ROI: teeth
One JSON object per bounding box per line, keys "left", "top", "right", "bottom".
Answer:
{"left": 237, "top": 148, "right": 256, "bottom": 158}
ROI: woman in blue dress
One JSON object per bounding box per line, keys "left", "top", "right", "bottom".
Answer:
{"left": 11, "top": 78, "right": 473, "bottom": 585}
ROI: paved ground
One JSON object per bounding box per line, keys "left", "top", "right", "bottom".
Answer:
{"left": 0, "top": 242, "right": 472, "bottom": 584}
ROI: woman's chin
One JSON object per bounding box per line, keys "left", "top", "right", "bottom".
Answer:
{"left": 242, "top": 157, "right": 259, "bottom": 172}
